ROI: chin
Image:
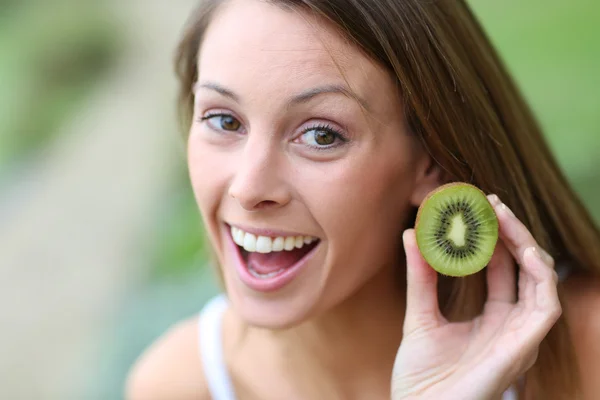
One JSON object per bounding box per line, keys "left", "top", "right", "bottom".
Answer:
{"left": 225, "top": 286, "right": 320, "bottom": 330}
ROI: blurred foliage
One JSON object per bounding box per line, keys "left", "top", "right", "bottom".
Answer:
{"left": 146, "top": 0, "right": 600, "bottom": 279}
{"left": 470, "top": 0, "right": 600, "bottom": 177}
{"left": 146, "top": 169, "right": 210, "bottom": 281}
{"left": 469, "top": 0, "right": 600, "bottom": 222}
{"left": 0, "top": 1, "right": 122, "bottom": 168}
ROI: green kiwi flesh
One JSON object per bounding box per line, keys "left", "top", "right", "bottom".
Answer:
{"left": 415, "top": 182, "right": 499, "bottom": 277}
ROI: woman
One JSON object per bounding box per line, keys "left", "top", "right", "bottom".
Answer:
{"left": 126, "top": 0, "right": 600, "bottom": 398}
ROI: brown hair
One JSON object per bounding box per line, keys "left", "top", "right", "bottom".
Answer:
{"left": 174, "top": 0, "right": 600, "bottom": 398}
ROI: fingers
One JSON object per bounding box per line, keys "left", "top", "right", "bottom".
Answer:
{"left": 487, "top": 194, "right": 561, "bottom": 337}
{"left": 523, "top": 247, "right": 562, "bottom": 321}
{"left": 487, "top": 195, "right": 554, "bottom": 269}
{"left": 486, "top": 239, "right": 517, "bottom": 303}
{"left": 506, "top": 248, "right": 562, "bottom": 365}
{"left": 402, "top": 229, "right": 443, "bottom": 334}
{"left": 487, "top": 194, "right": 556, "bottom": 282}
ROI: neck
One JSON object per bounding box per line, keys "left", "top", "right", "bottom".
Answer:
{"left": 271, "top": 262, "right": 406, "bottom": 398}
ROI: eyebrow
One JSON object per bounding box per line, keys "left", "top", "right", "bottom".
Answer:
{"left": 194, "top": 81, "right": 371, "bottom": 111}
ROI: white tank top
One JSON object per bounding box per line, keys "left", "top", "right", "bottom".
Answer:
{"left": 198, "top": 294, "right": 237, "bottom": 400}
{"left": 197, "top": 294, "right": 523, "bottom": 400}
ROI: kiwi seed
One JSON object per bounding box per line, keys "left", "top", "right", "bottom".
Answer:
{"left": 414, "top": 182, "right": 499, "bottom": 277}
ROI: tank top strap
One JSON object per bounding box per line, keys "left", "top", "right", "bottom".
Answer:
{"left": 198, "top": 294, "right": 237, "bottom": 400}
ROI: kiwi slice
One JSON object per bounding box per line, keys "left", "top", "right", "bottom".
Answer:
{"left": 415, "top": 182, "right": 498, "bottom": 277}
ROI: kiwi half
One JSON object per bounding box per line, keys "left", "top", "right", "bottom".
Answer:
{"left": 415, "top": 182, "right": 498, "bottom": 277}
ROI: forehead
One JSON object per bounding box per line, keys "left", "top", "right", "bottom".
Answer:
{"left": 198, "top": 0, "right": 398, "bottom": 109}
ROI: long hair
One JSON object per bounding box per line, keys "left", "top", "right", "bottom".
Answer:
{"left": 174, "top": 0, "right": 600, "bottom": 398}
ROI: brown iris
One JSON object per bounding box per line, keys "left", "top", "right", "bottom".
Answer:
{"left": 314, "top": 130, "right": 335, "bottom": 146}
{"left": 220, "top": 115, "right": 240, "bottom": 131}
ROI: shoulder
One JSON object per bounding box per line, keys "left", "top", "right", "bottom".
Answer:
{"left": 124, "top": 315, "right": 211, "bottom": 400}
{"left": 562, "top": 270, "right": 600, "bottom": 398}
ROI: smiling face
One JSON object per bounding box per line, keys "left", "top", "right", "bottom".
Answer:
{"left": 188, "top": 0, "right": 433, "bottom": 328}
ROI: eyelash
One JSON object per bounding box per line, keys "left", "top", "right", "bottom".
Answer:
{"left": 198, "top": 112, "right": 240, "bottom": 127}
{"left": 198, "top": 112, "right": 348, "bottom": 150}
{"left": 299, "top": 123, "right": 348, "bottom": 151}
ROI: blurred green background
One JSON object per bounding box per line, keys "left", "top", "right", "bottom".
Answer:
{"left": 0, "top": 0, "right": 597, "bottom": 398}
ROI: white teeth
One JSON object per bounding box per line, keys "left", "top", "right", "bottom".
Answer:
{"left": 235, "top": 229, "right": 244, "bottom": 244}
{"left": 272, "top": 237, "right": 285, "bottom": 251}
{"left": 231, "top": 225, "right": 318, "bottom": 254}
{"left": 232, "top": 227, "right": 245, "bottom": 246}
{"left": 243, "top": 233, "right": 257, "bottom": 252}
{"left": 255, "top": 236, "right": 272, "bottom": 253}
{"left": 284, "top": 236, "right": 296, "bottom": 251}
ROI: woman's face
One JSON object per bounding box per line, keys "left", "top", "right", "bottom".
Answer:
{"left": 189, "top": 0, "right": 434, "bottom": 328}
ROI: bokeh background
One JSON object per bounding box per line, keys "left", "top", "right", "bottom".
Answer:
{"left": 0, "top": 0, "right": 598, "bottom": 398}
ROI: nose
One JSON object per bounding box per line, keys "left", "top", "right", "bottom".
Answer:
{"left": 228, "top": 137, "right": 292, "bottom": 211}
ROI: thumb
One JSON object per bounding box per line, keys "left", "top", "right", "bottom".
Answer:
{"left": 403, "top": 229, "right": 443, "bottom": 334}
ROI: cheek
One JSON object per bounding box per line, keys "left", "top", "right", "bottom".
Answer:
{"left": 307, "top": 154, "right": 414, "bottom": 233}
{"left": 300, "top": 143, "right": 416, "bottom": 280}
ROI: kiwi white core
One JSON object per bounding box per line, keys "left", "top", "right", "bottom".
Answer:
{"left": 448, "top": 215, "right": 467, "bottom": 246}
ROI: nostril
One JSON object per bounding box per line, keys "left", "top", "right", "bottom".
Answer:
{"left": 255, "top": 200, "right": 279, "bottom": 209}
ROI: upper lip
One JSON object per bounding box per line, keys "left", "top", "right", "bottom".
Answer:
{"left": 226, "top": 222, "right": 319, "bottom": 239}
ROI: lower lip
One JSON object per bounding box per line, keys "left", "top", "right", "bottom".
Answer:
{"left": 225, "top": 226, "right": 320, "bottom": 293}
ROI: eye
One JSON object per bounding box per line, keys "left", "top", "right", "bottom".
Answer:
{"left": 200, "top": 113, "right": 242, "bottom": 132}
{"left": 296, "top": 124, "right": 348, "bottom": 150}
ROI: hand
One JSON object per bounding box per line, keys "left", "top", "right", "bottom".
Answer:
{"left": 391, "top": 195, "right": 561, "bottom": 400}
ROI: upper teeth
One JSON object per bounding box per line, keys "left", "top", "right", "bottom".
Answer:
{"left": 231, "top": 226, "right": 317, "bottom": 254}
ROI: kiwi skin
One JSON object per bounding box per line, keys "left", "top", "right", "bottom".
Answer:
{"left": 414, "top": 182, "right": 499, "bottom": 277}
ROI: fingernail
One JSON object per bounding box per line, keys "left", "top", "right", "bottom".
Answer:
{"left": 529, "top": 247, "right": 553, "bottom": 266}
{"left": 529, "top": 247, "right": 541, "bottom": 262}
{"left": 539, "top": 248, "right": 554, "bottom": 265}
{"left": 488, "top": 194, "right": 500, "bottom": 206}
{"left": 500, "top": 203, "right": 515, "bottom": 217}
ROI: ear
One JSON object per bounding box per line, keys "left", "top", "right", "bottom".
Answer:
{"left": 409, "top": 153, "right": 443, "bottom": 207}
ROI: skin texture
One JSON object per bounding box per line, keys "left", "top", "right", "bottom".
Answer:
{"left": 125, "top": 1, "right": 600, "bottom": 399}
{"left": 188, "top": 0, "right": 438, "bottom": 330}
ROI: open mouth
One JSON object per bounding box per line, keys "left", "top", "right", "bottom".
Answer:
{"left": 227, "top": 224, "right": 321, "bottom": 291}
